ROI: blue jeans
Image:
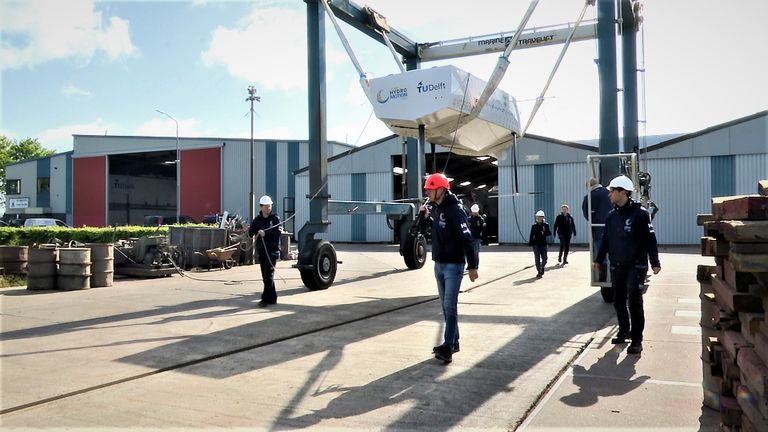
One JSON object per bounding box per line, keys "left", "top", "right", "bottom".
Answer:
{"left": 434, "top": 262, "right": 465, "bottom": 347}
{"left": 532, "top": 244, "right": 548, "bottom": 274}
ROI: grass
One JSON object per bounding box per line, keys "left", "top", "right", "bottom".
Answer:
{"left": 0, "top": 274, "right": 27, "bottom": 288}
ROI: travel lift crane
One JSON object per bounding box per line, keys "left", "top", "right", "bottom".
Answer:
{"left": 298, "top": 0, "right": 645, "bottom": 292}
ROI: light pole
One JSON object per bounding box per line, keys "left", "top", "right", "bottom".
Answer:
{"left": 246, "top": 86, "right": 261, "bottom": 264}
{"left": 155, "top": 109, "right": 180, "bottom": 223}
{"left": 246, "top": 86, "right": 261, "bottom": 222}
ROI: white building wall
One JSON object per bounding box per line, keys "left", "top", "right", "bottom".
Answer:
{"left": 221, "top": 140, "right": 251, "bottom": 219}
{"left": 6, "top": 160, "right": 38, "bottom": 208}
{"left": 365, "top": 172, "right": 395, "bottom": 242}
{"left": 49, "top": 154, "right": 68, "bottom": 214}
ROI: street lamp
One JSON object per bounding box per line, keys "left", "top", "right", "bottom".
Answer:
{"left": 155, "top": 109, "right": 180, "bottom": 223}
{"left": 245, "top": 86, "right": 261, "bottom": 224}
{"left": 246, "top": 87, "right": 261, "bottom": 265}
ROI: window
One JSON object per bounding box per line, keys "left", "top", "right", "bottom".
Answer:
{"left": 37, "top": 177, "right": 50, "bottom": 193}
{"left": 6, "top": 179, "right": 20, "bottom": 195}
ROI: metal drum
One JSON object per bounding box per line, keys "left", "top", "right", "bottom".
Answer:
{"left": 0, "top": 245, "right": 28, "bottom": 275}
{"left": 57, "top": 248, "right": 91, "bottom": 290}
{"left": 27, "top": 245, "right": 58, "bottom": 290}
{"left": 86, "top": 243, "right": 114, "bottom": 287}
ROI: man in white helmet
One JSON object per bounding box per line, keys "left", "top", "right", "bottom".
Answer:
{"left": 593, "top": 175, "right": 661, "bottom": 354}
{"left": 468, "top": 204, "right": 486, "bottom": 260}
{"left": 528, "top": 210, "right": 551, "bottom": 278}
{"left": 248, "top": 195, "right": 283, "bottom": 307}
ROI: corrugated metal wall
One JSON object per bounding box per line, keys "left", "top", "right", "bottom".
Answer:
{"left": 498, "top": 165, "right": 536, "bottom": 243}
{"left": 646, "top": 157, "right": 711, "bottom": 245}
{"left": 735, "top": 154, "right": 768, "bottom": 194}
{"left": 710, "top": 155, "right": 735, "bottom": 197}
{"left": 293, "top": 171, "right": 394, "bottom": 243}
{"left": 553, "top": 162, "right": 591, "bottom": 244}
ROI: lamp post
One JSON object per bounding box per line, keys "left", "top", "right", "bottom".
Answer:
{"left": 246, "top": 87, "right": 261, "bottom": 221}
{"left": 155, "top": 109, "right": 180, "bottom": 223}
{"left": 246, "top": 86, "right": 261, "bottom": 264}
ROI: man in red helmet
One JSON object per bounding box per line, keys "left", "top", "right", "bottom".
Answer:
{"left": 420, "top": 173, "right": 479, "bottom": 364}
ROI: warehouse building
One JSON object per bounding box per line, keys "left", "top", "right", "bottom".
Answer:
{"left": 4, "top": 111, "right": 765, "bottom": 244}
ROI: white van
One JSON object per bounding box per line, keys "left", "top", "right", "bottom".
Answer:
{"left": 23, "top": 218, "right": 71, "bottom": 228}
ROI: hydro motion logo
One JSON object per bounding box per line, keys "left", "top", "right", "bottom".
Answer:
{"left": 416, "top": 81, "right": 446, "bottom": 93}
{"left": 377, "top": 87, "right": 408, "bottom": 104}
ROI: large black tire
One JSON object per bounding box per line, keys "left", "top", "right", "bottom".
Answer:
{"left": 299, "top": 239, "right": 337, "bottom": 291}
{"left": 403, "top": 232, "right": 427, "bottom": 270}
{"left": 601, "top": 286, "right": 614, "bottom": 303}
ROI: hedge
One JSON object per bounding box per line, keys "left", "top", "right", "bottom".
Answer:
{"left": 0, "top": 225, "right": 208, "bottom": 246}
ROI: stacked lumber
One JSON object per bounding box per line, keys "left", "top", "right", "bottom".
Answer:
{"left": 699, "top": 184, "right": 768, "bottom": 431}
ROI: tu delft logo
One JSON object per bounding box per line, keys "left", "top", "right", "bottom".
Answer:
{"left": 416, "top": 81, "right": 446, "bottom": 94}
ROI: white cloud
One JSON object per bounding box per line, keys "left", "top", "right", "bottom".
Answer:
{"left": 62, "top": 85, "right": 93, "bottom": 98}
{"left": 201, "top": 4, "right": 345, "bottom": 92}
{"left": 37, "top": 119, "right": 115, "bottom": 153}
{"left": 0, "top": 0, "right": 135, "bottom": 70}
{"left": 134, "top": 118, "right": 208, "bottom": 138}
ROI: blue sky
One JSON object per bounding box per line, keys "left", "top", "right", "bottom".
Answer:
{"left": 1, "top": 0, "right": 766, "bottom": 154}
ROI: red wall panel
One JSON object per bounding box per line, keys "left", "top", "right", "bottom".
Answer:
{"left": 180, "top": 148, "right": 221, "bottom": 221}
{"left": 73, "top": 156, "right": 106, "bottom": 227}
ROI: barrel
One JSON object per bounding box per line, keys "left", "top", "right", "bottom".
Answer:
{"left": 57, "top": 248, "right": 91, "bottom": 290}
{"left": 0, "top": 245, "right": 28, "bottom": 274}
{"left": 86, "top": 243, "right": 114, "bottom": 287}
{"left": 27, "top": 245, "right": 58, "bottom": 290}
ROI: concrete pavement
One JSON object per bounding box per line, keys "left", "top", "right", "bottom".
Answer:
{"left": 0, "top": 244, "right": 719, "bottom": 430}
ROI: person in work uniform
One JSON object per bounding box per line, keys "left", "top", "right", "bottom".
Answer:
{"left": 529, "top": 210, "right": 551, "bottom": 279}
{"left": 582, "top": 177, "right": 613, "bottom": 281}
{"left": 468, "top": 204, "right": 486, "bottom": 261}
{"left": 553, "top": 204, "right": 577, "bottom": 264}
{"left": 593, "top": 175, "right": 661, "bottom": 355}
{"left": 419, "top": 173, "right": 479, "bottom": 364}
{"left": 248, "top": 195, "right": 283, "bottom": 307}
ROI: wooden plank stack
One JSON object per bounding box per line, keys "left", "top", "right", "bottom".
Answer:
{"left": 699, "top": 182, "right": 768, "bottom": 431}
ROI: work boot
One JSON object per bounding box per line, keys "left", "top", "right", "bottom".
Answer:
{"left": 628, "top": 342, "right": 643, "bottom": 354}
{"left": 611, "top": 333, "right": 630, "bottom": 344}
{"left": 432, "top": 341, "right": 460, "bottom": 354}
{"left": 434, "top": 345, "right": 453, "bottom": 363}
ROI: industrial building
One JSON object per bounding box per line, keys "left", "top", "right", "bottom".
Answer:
{"left": 4, "top": 110, "right": 766, "bottom": 245}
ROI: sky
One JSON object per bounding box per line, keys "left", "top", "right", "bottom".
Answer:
{"left": 1, "top": 0, "right": 766, "bottom": 154}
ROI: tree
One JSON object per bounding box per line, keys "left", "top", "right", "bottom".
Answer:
{"left": 0, "top": 136, "right": 56, "bottom": 211}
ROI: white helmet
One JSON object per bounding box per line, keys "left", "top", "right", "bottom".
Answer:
{"left": 470, "top": 204, "right": 480, "bottom": 213}
{"left": 259, "top": 195, "right": 273, "bottom": 205}
{"left": 607, "top": 175, "right": 635, "bottom": 192}
{"left": 535, "top": 210, "right": 545, "bottom": 217}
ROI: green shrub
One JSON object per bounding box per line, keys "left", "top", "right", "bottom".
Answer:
{"left": 0, "top": 226, "right": 177, "bottom": 246}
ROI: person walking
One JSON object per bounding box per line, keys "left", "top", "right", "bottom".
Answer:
{"left": 553, "top": 204, "right": 577, "bottom": 264}
{"left": 582, "top": 177, "right": 613, "bottom": 281}
{"left": 593, "top": 175, "right": 661, "bottom": 355}
{"left": 529, "top": 210, "right": 551, "bottom": 278}
{"left": 248, "top": 195, "right": 283, "bottom": 307}
{"left": 468, "top": 204, "right": 486, "bottom": 261}
{"left": 420, "top": 173, "right": 479, "bottom": 364}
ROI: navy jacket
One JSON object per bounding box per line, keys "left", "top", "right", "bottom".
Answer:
{"left": 468, "top": 214, "right": 485, "bottom": 240}
{"left": 582, "top": 185, "right": 613, "bottom": 225}
{"left": 248, "top": 212, "right": 282, "bottom": 259}
{"left": 595, "top": 199, "right": 660, "bottom": 268}
{"left": 528, "top": 222, "right": 551, "bottom": 246}
{"left": 426, "top": 192, "right": 479, "bottom": 269}
{"left": 553, "top": 213, "right": 576, "bottom": 238}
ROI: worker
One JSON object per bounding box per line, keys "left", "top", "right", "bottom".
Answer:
{"left": 468, "top": 204, "right": 486, "bottom": 261}
{"left": 419, "top": 173, "right": 479, "bottom": 364}
{"left": 248, "top": 195, "right": 283, "bottom": 307}
{"left": 582, "top": 177, "right": 612, "bottom": 281}
{"left": 593, "top": 175, "right": 661, "bottom": 355}
{"left": 553, "top": 204, "right": 576, "bottom": 264}
{"left": 529, "top": 210, "right": 551, "bottom": 279}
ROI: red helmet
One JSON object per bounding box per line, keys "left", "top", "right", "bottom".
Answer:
{"left": 424, "top": 173, "right": 450, "bottom": 190}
